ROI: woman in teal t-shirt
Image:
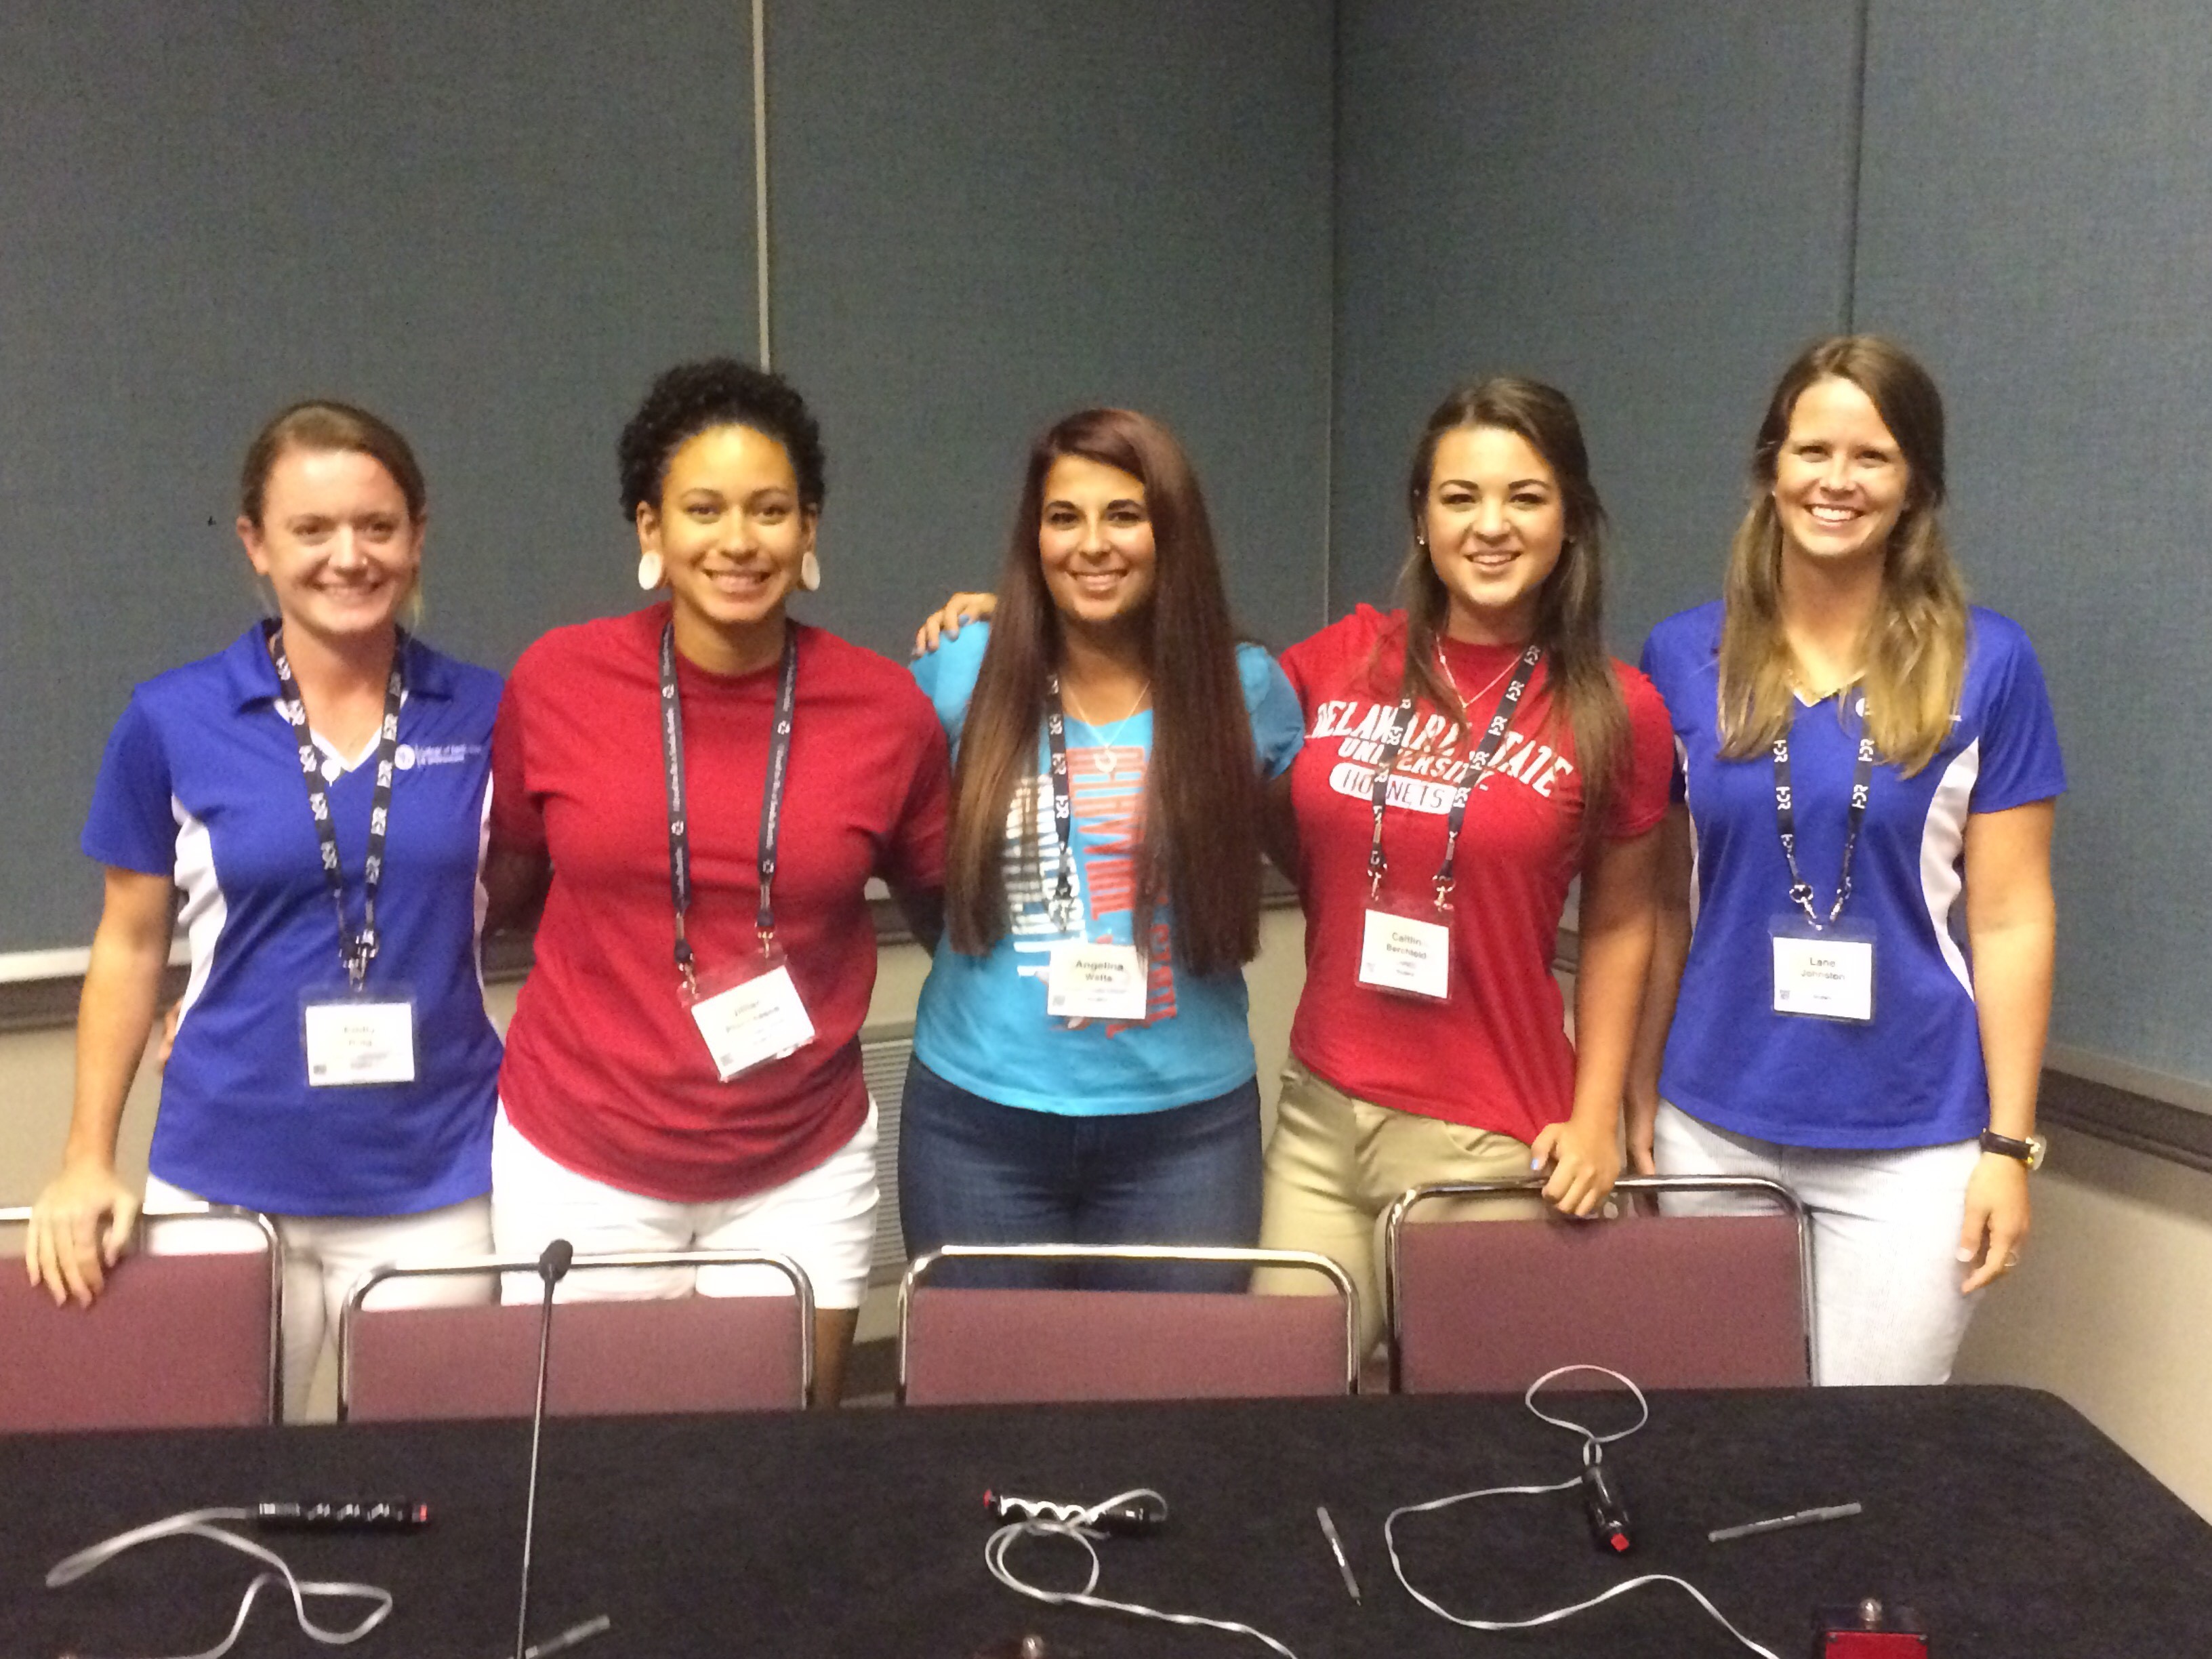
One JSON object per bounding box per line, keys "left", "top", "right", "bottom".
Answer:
{"left": 903, "top": 408, "right": 1303, "bottom": 1290}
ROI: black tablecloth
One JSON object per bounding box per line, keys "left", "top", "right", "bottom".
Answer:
{"left": 4, "top": 1386, "right": 2207, "bottom": 1657}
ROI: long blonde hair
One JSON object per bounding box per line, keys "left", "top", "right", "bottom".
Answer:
{"left": 1717, "top": 335, "right": 1967, "bottom": 776}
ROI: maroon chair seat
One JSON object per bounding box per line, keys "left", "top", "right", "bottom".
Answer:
{"left": 337, "top": 1251, "right": 813, "bottom": 1421}
{"left": 0, "top": 1207, "right": 281, "bottom": 1431}
{"left": 898, "top": 1245, "right": 1358, "bottom": 1406}
{"left": 1384, "top": 1176, "right": 1813, "bottom": 1393}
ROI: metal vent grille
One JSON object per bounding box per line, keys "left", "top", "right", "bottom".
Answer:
{"left": 859, "top": 1023, "right": 914, "bottom": 1284}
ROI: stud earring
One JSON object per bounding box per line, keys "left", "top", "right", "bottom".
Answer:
{"left": 636, "top": 551, "right": 664, "bottom": 590}
{"left": 800, "top": 550, "right": 821, "bottom": 592}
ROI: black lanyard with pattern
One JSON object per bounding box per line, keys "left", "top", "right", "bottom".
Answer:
{"left": 1365, "top": 644, "right": 1541, "bottom": 908}
{"left": 1772, "top": 717, "right": 1877, "bottom": 929}
{"left": 659, "top": 621, "right": 800, "bottom": 995}
{"left": 265, "top": 621, "right": 403, "bottom": 992}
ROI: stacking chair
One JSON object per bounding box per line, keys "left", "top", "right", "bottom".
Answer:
{"left": 897, "top": 1244, "right": 1359, "bottom": 1406}
{"left": 336, "top": 1250, "right": 815, "bottom": 1421}
{"left": 1383, "top": 1176, "right": 1814, "bottom": 1393}
{"left": 0, "top": 1205, "right": 282, "bottom": 1431}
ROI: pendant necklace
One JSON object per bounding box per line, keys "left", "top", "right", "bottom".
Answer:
{"left": 1065, "top": 679, "right": 1153, "bottom": 782}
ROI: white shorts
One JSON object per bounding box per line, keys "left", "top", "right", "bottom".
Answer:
{"left": 489, "top": 1101, "right": 879, "bottom": 1309}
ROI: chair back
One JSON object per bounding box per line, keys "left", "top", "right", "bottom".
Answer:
{"left": 1384, "top": 1176, "right": 1813, "bottom": 1393}
{"left": 898, "top": 1245, "right": 1357, "bottom": 1406}
{"left": 337, "top": 1250, "right": 814, "bottom": 1421}
{"left": 0, "top": 1206, "right": 281, "bottom": 1431}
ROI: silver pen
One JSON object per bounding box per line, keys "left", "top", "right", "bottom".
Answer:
{"left": 1315, "top": 1504, "right": 1361, "bottom": 1602}
{"left": 1708, "top": 1501, "right": 1863, "bottom": 1542}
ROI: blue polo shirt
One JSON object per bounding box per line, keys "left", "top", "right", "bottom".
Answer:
{"left": 1640, "top": 602, "right": 2066, "bottom": 1149}
{"left": 83, "top": 624, "right": 504, "bottom": 1216}
{"left": 910, "top": 621, "right": 1305, "bottom": 1115}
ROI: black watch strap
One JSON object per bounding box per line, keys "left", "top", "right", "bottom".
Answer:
{"left": 1980, "top": 1129, "right": 2046, "bottom": 1170}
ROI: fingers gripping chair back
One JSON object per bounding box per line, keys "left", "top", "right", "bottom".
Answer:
{"left": 1384, "top": 1176, "right": 1814, "bottom": 1393}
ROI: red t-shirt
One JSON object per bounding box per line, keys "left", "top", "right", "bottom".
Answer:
{"left": 1281, "top": 605, "right": 1673, "bottom": 1145}
{"left": 492, "top": 607, "right": 950, "bottom": 1202}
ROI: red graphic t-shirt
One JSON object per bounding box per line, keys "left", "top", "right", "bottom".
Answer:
{"left": 1281, "top": 606, "right": 1673, "bottom": 1144}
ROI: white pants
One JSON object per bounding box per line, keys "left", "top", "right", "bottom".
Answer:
{"left": 1652, "top": 1103, "right": 1983, "bottom": 1387}
{"left": 489, "top": 1103, "right": 879, "bottom": 1309}
{"left": 141, "top": 1176, "right": 493, "bottom": 1420}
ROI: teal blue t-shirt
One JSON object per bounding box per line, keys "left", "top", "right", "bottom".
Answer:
{"left": 910, "top": 622, "right": 1304, "bottom": 1115}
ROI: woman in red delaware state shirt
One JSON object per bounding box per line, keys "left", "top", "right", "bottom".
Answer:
{"left": 486, "top": 359, "right": 949, "bottom": 1404}
{"left": 1251, "top": 377, "right": 1673, "bottom": 1354}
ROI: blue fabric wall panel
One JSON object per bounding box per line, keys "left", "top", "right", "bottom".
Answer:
{"left": 765, "top": 0, "right": 1335, "bottom": 657}
{"left": 0, "top": 3, "right": 756, "bottom": 951}
{"left": 1855, "top": 1, "right": 2212, "bottom": 1088}
{"left": 1332, "top": 0, "right": 1858, "bottom": 648}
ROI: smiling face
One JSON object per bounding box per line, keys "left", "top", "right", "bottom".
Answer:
{"left": 1769, "top": 375, "right": 1912, "bottom": 572}
{"left": 636, "top": 422, "right": 815, "bottom": 655}
{"left": 1420, "top": 424, "right": 1565, "bottom": 644}
{"left": 237, "top": 445, "right": 423, "bottom": 647}
{"left": 1037, "top": 453, "right": 1158, "bottom": 636}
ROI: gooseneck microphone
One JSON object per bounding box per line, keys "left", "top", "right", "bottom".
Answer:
{"left": 515, "top": 1237, "right": 574, "bottom": 1659}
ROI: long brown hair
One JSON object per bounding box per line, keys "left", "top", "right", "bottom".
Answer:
{"left": 1717, "top": 335, "right": 1967, "bottom": 775}
{"left": 944, "top": 409, "right": 1263, "bottom": 975}
{"left": 1391, "top": 377, "right": 1627, "bottom": 834}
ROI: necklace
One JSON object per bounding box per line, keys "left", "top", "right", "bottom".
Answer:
{"left": 1063, "top": 679, "right": 1153, "bottom": 781}
{"left": 1437, "top": 646, "right": 1518, "bottom": 720}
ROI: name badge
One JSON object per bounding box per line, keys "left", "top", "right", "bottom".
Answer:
{"left": 1046, "top": 941, "right": 1150, "bottom": 1022}
{"left": 687, "top": 955, "right": 817, "bottom": 1081}
{"left": 302, "top": 989, "right": 417, "bottom": 1087}
{"left": 1357, "top": 905, "right": 1452, "bottom": 1002}
{"left": 1770, "top": 916, "right": 1876, "bottom": 1023}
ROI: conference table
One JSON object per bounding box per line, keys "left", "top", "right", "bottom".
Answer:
{"left": 4, "top": 1386, "right": 2208, "bottom": 1656}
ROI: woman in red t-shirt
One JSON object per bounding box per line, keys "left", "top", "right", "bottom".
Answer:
{"left": 485, "top": 360, "right": 949, "bottom": 1404}
{"left": 1251, "top": 377, "right": 1673, "bottom": 1351}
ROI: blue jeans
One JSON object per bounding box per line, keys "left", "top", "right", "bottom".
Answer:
{"left": 897, "top": 1059, "right": 1263, "bottom": 1291}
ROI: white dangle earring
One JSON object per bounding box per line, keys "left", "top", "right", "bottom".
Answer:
{"left": 800, "top": 549, "right": 821, "bottom": 592}
{"left": 636, "top": 551, "right": 664, "bottom": 590}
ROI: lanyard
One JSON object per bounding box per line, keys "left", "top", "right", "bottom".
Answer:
{"left": 1041, "top": 676, "right": 1082, "bottom": 929}
{"left": 659, "top": 621, "right": 800, "bottom": 994}
{"left": 1771, "top": 717, "right": 1877, "bottom": 928}
{"left": 1366, "top": 644, "right": 1541, "bottom": 907}
{"left": 264, "top": 622, "right": 404, "bottom": 992}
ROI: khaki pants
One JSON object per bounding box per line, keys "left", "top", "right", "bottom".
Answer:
{"left": 1254, "top": 1058, "right": 1541, "bottom": 1356}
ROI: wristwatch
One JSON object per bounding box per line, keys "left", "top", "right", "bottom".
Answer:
{"left": 1980, "top": 1129, "right": 2047, "bottom": 1171}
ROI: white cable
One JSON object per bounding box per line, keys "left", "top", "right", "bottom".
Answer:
{"left": 46, "top": 1508, "right": 394, "bottom": 1659}
{"left": 1385, "top": 1366, "right": 1783, "bottom": 1659}
{"left": 984, "top": 1487, "right": 1299, "bottom": 1659}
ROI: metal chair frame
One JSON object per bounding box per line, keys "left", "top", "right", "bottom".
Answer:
{"left": 896, "top": 1243, "right": 1361, "bottom": 1401}
{"left": 1381, "top": 1174, "right": 1817, "bottom": 1392}
{"left": 0, "top": 1202, "right": 284, "bottom": 1426}
{"left": 335, "top": 1248, "right": 816, "bottom": 1420}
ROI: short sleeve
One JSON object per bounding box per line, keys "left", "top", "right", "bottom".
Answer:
{"left": 1604, "top": 668, "right": 1678, "bottom": 840}
{"left": 1637, "top": 624, "right": 1692, "bottom": 805}
{"left": 1236, "top": 645, "right": 1306, "bottom": 778}
{"left": 908, "top": 621, "right": 987, "bottom": 751}
{"left": 881, "top": 696, "right": 952, "bottom": 892}
{"left": 81, "top": 696, "right": 180, "bottom": 876}
{"left": 1968, "top": 620, "right": 2066, "bottom": 814}
{"left": 488, "top": 670, "right": 546, "bottom": 858}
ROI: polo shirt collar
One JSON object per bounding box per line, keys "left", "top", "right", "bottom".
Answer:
{"left": 222, "top": 621, "right": 452, "bottom": 711}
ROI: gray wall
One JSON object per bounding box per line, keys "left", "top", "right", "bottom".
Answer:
{"left": 1333, "top": 0, "right": 2212, "bottom": 1093}
{"left": 0, "top": 1, "right": 1335, "bottom": 954}
{"left": 1851, "top": 1, "right": 2212, "bottom": 1087}
{"left": 766, "top": 0, "right": 1334, "bottom": 655}
{"left": 1331, "top": 0, "right": 1861, "bottom": 645}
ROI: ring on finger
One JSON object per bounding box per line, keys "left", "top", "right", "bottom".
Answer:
{"left": 2003, "top": 1252, "right": 2022, "bottom": 1269}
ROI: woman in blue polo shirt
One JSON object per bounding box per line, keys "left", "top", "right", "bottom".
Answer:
{"left": 23, "top": 402, "right": 504, "bottom": 1417}
{"left": 1629, "top": 337, "right": 2064, "bottom": 1386}
{"left": 901, "top": 409, "right": 1304, "bottom": 1290}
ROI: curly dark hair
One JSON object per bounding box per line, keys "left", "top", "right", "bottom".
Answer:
{"left": 617, "top": 357, "right": 826, "bottom": 520}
